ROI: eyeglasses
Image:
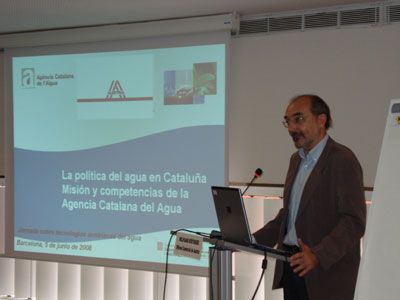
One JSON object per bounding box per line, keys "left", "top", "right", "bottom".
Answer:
{"left": 282, "top": 115, "right": 307, "bottom": 128}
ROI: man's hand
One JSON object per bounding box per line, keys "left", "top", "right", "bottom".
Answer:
{"left": 289, "top": 238, "right": 318, "bottom": 277}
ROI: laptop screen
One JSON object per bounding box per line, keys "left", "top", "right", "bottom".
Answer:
{"left": 211, "top": 186, "right": 253, "bottom": 246}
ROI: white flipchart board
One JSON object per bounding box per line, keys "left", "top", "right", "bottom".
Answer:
{"left": 354, "top": 100, "right": 400, "bottom": 299}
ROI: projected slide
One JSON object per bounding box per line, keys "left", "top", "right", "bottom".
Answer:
{"left": 12, "top": 44, "right": 225, "bottom": 268}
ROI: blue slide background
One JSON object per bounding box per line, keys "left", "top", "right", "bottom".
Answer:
{"left": 14, "top": 125, "right": 223, "bottom": 243}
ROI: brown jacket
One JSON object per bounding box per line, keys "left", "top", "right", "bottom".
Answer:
{"left": 254, "top": 137, "right": 366, "bottom": 300}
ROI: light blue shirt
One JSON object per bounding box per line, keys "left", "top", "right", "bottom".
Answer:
{"left": 283, "top": 134, "right": 329, "bottom": 246}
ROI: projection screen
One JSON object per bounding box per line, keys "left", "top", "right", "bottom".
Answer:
{"left": 3, "top": 31, "right": 229, "bottom": 276}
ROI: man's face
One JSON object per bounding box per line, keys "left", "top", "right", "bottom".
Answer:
{"left": 284, "top": 97, "right": 326, "bottom": 153}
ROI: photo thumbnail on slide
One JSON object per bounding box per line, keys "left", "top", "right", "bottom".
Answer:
{"left": 164, "top": 62, "right": 217, "bottom": 105}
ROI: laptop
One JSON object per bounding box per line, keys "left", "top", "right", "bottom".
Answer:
{"left": 211, "top": 186, "right": 291, "bottom": 259}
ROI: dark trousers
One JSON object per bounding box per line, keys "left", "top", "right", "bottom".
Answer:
{"left": 282, "top": 262, "right": 309, "bottom": 300}
{"left": 282, "top": 245, "right": 309, "bottom": 300}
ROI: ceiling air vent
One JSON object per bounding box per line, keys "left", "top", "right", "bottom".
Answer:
{"left": 304, "top": 12, "right": 338, "bottom": 29}
{"left": 239, "top": 19, "right": 269, "bottom": 35}
{"left": 236, "top": 1, "right": 398, "bottom": 37}
{"left": 387, "top": 5, "right": 400, "bottom": 22}
{"left": 269, "top": 15, "right": 302, "bottom": 32}
{"left": 340, "top": 7, "right": 379, "bottom": 26}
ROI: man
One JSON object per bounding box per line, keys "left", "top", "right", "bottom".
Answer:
{"left": 253, "top": 95, "right": 366, "bottom": 300}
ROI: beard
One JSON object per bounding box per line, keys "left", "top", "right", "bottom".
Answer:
{"left": 290, "top": 132, "right": 305, "bottom": 148}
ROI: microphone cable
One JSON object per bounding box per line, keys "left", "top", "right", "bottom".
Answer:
{"left": 251, "top": 251, "right": 268, "bottom": 300}
{"left": 209, "top": 246, "right": 216, "bottom": 300}
{"left": 163, "top": 229, "right": 211, "bottom": 300}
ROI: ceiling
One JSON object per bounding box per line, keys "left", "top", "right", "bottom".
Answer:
{"left": 0, "top": 0, "right": 378, "bottom": 35}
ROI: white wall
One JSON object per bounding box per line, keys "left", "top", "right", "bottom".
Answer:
{"left": 229, "top": 23, "right": 400, "bottom": 187}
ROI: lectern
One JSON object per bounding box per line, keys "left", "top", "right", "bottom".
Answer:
{"left": 208, "top": 239, "right": 290, "bottom": 300}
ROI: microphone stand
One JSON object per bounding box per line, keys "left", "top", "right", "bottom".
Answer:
{"left": 241, "top": 175, "right": 257, "bottom": 195}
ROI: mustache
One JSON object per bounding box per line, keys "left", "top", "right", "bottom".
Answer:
{"left": 291, "top": 132, "right": 305, "bottom": 139}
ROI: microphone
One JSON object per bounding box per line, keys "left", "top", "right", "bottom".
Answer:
{"left": 242, "top": 168, "right": 263, "bottom": 195}
{"left": 254, "top": 168, "right": 263, "bottom": 178}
